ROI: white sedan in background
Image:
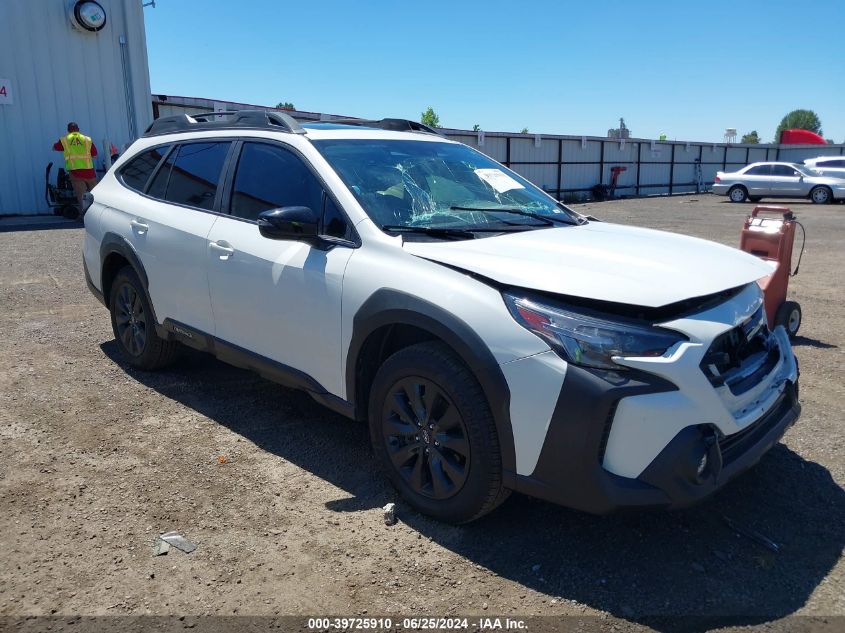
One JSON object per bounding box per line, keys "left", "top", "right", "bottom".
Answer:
{"left": 712, "top": 162, "right": 845, "bottom": 204}
{"left": 804, "top": 156, "right": 845, "bottom": 179}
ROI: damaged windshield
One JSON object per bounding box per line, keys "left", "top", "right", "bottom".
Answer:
{"left": 313, "top": 139, "right": 581, "bottom": 237}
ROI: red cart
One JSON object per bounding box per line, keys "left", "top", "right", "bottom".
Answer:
{"left": 739, "top": 206, "right": 804, "bottom": 338}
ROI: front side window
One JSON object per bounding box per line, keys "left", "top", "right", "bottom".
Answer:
{"left": 120, "top": 145, "right": 170, "bottom": 192}
{"left": 772, "top": 165, "right": 799, "bottom": 177}
{"left": 150, "top": 142, "right": 231, "bottom": 210}
{"left": 313, "top": 139, "right": 579, "bottom": 235}
{"left": 230, "top": 142, "right": 322, "bottom": 221}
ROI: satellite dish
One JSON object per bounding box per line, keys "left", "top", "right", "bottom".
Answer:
{"left": 71, "top": 1, "right": 107, "bottom": 32}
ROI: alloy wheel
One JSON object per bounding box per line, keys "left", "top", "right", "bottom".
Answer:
{"left": 381, "top": 377, "right": 470, "bottom": 500}
{"left": 812, "top": 187, "right": 830, "bottom": 204}
{"left": 730, "top": 187, "right": 746, "bottom": 202}
{"left": 114, "top": 282, "right": 147, "bottom": 356}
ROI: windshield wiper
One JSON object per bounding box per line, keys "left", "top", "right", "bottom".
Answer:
{"left": 450, "top": 206, "right": 579, "bottom": 226}
{"left": 381, "top": 225, "right": 477, "bottom": 239}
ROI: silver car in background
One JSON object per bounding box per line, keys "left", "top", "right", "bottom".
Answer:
{"left": 712, "top": 161, "right": 845, "bottom": 204}
{"left": 804, "top": 156, "right": 845, "bottom": 179}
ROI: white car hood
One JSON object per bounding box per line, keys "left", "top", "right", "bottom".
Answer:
{"left": 402, "top": 222, "right": 774, "bottom": 307}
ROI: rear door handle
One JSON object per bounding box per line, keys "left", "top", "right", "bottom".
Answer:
{"left": 209, "top": 241, "right": 235, "bottom": 259}
{"left": 130, "top": 219, "right": 149, "bottom": 234}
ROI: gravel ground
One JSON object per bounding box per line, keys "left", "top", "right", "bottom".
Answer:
{"left": 0, "top": 195, "right": 843, "bottom": 629}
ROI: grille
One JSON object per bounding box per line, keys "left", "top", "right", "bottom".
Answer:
{"left": 719, "top": 389, "right": 792, "bottom": 464}
{"left": 700, "top": 306, "right": 777, "bottom": 395}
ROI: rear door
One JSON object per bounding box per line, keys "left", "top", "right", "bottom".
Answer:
{"left": 741, "top": 164, "right": 772, "bottom": 195}
{"left": 125, "top": 140, "right": 234, "bottom": 334}
{"left": 205, "top": 140, "right": 356, "bottom": 396}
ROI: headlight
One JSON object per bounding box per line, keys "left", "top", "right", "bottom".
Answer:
{"left": 503, "top": 293, "right": 686, "bottom": 370}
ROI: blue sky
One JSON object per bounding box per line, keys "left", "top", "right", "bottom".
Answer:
{"left": 145, "top": 0, "right": 844, "bottom": 143}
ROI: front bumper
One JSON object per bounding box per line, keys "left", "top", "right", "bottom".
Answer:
{"left": 511, "top": 364, "right": 799, "bottom": 514}
{"left": 507, "top": 283, "right": 800, "bottom": 513}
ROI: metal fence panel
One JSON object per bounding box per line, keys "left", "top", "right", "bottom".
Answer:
{"left": 149, "top": 97, "right": 845, "bottom": 205}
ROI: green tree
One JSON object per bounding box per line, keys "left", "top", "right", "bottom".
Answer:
{"left": 472, "top": 124, "right": 480, "bottom": 132}
{"left": 420, "top": 107, "right": 440, "bottom": 128}
{"left": 775, "top": 109, "right": 822, "bottom": 141}
{"left": 275, "top": 101, "right": 295, "bottom": 110}
{"left": 741, "top": 130, "right": 760, "bottom": 144}
{"left": 520, "top": 127, "right": 529, "bottom": 134}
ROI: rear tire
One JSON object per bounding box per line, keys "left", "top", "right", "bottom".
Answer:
{"left": 368, "top": 341, "right": 509, "bottom": 523}
{"left": 809, "top": 186, "right": 832, "bottom": 204}
{"left": 728, "top": 186, "right": 748, "bottom": 203}
{"left": 109, "top": 266, "right": 180, "bottom": 370}
{"left": 774, "top": 301, "right": 801, "bottom": 338}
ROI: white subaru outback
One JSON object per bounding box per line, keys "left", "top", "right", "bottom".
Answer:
{"left": 82, "top": 110, "right": 800, "bottom": 523}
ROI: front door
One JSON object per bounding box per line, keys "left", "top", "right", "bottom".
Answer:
{"left": 206, "top": 141, "right": 355, "bottom": 397}
{"left": 770, "top": 164, "right": 804, "bottom": 197}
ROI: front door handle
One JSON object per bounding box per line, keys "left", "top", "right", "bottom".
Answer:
{"left": 130, "top": 219, "right": 149, "bottom": 234}
{"left": 209, "top": 241, "right": 235, "bottom": 259}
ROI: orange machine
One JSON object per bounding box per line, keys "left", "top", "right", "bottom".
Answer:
{"left": 739, "top": 206, "right": 804, "bottom": 338}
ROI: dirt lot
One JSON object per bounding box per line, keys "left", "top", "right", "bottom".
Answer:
{"left": 1, "top": 195, "right": 843, "bottom": 628}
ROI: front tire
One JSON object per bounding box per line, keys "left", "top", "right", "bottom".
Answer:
{"left": 368, "top": 342, "right": 509, "bottom": 523}
{"left": 810, "top": 186, "right": 832, "bottom": 204}
{"left": 728, "top": 186, "right": 748, "bottom": 203}
{"left": 109, "top": 266, "right": 180, "bottom": 370}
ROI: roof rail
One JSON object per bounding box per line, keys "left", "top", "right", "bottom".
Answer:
{"left": 142, "top": 109, "right": 306, "bottom": 137}
{"left": 326, "top": 118, "right": 441, "bottom": 136}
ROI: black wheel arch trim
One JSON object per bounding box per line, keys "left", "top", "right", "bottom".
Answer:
{"left": 99, "top": 232, "right": 159, "bottom": 325}
{"left": 100, "top": 232, "right": 149, "bottom": 289}
{"left": 346, "top": 289, "right": 517, "bottom": 479}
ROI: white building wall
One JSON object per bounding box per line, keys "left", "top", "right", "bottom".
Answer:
{"left": 0, "top": 0, "right": 153, "bottom": 215}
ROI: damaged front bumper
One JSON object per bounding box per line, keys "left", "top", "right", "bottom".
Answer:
{"left": 509, "top": 283, "right": 801, "bottom": 513}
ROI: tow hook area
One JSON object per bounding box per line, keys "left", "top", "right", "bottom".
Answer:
{"left": 699, "top": 428, "right": 723, "bottom": 485}
{"left": 677, "top": 426, "right": 724, "bottom": 485}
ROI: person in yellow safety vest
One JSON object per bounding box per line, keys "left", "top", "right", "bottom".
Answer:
{"left": 52, "top": 122, "right": 99, "bottom": 218}
{"left": 659, "top": 133, "right": 667, "bottom": 141}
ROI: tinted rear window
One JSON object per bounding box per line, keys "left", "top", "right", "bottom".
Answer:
{"left": 157, "top": 142, "right": 231, "bottom": 210}
{"left": 120, "top": 145, "right": 170, "bottom": 192}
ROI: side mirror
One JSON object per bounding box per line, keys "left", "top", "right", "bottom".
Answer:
{"left": 258, "top": 206, "right": 318, "bottom": 241}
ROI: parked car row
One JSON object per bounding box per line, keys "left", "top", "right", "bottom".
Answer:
{"left": 712, "top": 158, "right": 845, "bottom": 204}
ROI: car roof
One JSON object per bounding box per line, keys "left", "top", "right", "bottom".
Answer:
{"left": 743, "top": 161, "right": 802, "bottom": 168}
{"left": 299, "top": 123, "right": 456, "bottom": 143}
{"left": 804, "top": 156, "right": 841, "bottom": 164}
{"left": 140, "top": 111, "right": 455, "bottom": 144}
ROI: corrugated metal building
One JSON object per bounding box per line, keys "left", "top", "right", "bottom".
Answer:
{"left": 0, "top": 0, "right": 152, "bottom": 215}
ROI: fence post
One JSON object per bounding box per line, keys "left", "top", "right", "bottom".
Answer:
{"left": 635, "top": 142, "right": 641, "bottom": 196}
{"left": 599, "top": 139, "right": 605, "bottom": 186}
{"left": 505, "top": 137, "right": 511, "bottom": 168}
{"left": 557, "top": 138, "right": 563, "bottom": 199}
{"left": 669, "top": 143, "right": 675, "bottom": 195}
